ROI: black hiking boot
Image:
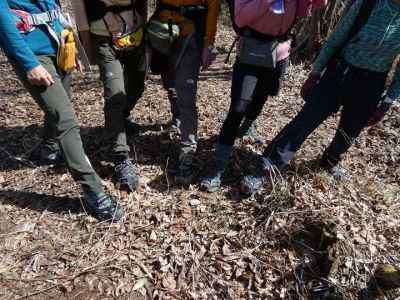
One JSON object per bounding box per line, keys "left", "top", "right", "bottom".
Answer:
{"left": 115, "top": 158, "right": 139, "bottom": 192}
{"left": 30, "top": 144, "right": 64, "bottom": 166}
{"left": 175, "top": 151, "right": 196, "bottom": 185}
{"left": 125, "top": 119, "right": 141, "bottom": 136}
{"left": 83, "top": 191, "right": 124, "bottom": 223}
{"left": 200, "top": 144, "right": 232, "bottom": 193}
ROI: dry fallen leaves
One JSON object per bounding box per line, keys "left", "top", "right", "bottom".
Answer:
{"left": 0, "top": 7, "right": 399, "bottom": 300}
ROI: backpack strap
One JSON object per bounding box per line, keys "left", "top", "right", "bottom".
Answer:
{"left": 225, "top": 0, "right": 241, "bottom": 35}
{"left": 348, "top": 0, "right": 375, "bottom": 41}
{"left": 333, "top": 0, "right": 376, "bottom": 60}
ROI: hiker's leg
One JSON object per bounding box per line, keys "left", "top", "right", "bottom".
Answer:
{"left": 93, "top": 36, "right": 140, "bottom": 192}
{"left": 92, "top": 35, "right": 130, "bottom": 158}
{"left": 261, "top": 61, "right": 345, "bottom": 169}
{"left": 42, "top": 71, "right": 72, "bottom": 153}
{"left": 245, "top": 58, "right": 289, "bottom": 121}
{"left": 174, "top": 36, "right": 202, "bottom": 153}
{"left": 219, "top": 62, "right": 261, "bottom": 146}
{"left": 161, "top": 61, "right": 180, "bottom": 126}
{"left": 238, "top": 61, "right": 287, "bottom": 143}
{"left": 322, "top": 69, "right": 387, "bottom": 167}
{"left": 168, "top": 89, "right": 180, "bottom": 127}
{"left": 122, "top": 48, "right": 146, "bottom": 120}
{"left": 168, "top": 36, "right": 202, "bottom": 184}
{"left": 12, "top": 55, "right": 103, "bottom": 194}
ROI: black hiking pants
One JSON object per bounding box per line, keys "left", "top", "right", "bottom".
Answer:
{"left": 218, "top": 58, "right": 288, "bottom": 146}
{"left": 261, "top": 59, "right": 387, "bottom": 170}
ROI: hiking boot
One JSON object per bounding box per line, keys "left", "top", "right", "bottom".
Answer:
{"left": 170, "top": 117, "right": 181, "bottom": 130}
{"left": 239, "top": 119, "right": 264, "bottom": 145}
{"left": 125, "top": 119, "right": 141, "bottom": 136}
{"left": 320, "top": 156, "right": 351, "bottom": 181}
{"left": 30, "top": 144, "right": 64, "bottom": 165}
{"left": 161, "top": 118, "right": 181, "bottom": 143}
{"left": 200, "top": 144, "right": 232, "bottom": 193}
{"left": 167, "top": 118, "right": 181, "bottom": 136}
{"left": 240, "top": 167, "right": 267, "bottom": 196}
{"left": 115, "top": 158, "right": 139, "bottom": 192}
{"left": 326, "top": 165, "right": 351, "bottom": 181}
{"left": 175, "top": 151, "right": 196, "bottom": 185}
{"left": 240, "top": 158, "right": 279, "bottom": 196}
{"left": 83, "top": 191, "right": 124, "bottom": 222}
{"left": 200, "top": 174, "right": 222, "bottom": 193}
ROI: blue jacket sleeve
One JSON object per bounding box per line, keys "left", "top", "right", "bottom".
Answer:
{"left": 0, "top": 0, "right": 40, "bottom": 71}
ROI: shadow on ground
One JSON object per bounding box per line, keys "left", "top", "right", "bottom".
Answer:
{"left": 0, "top": 190, "right": 82, "bottom": 215}
{"left": 0, "top": 123, "right": 265, "bottom": 194}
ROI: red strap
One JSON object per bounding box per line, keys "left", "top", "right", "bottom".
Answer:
{"left": 11, "top": 9, "right": 34, "bottom": 33}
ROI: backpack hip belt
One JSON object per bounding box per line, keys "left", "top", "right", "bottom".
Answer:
{"left": 12, "top": 8, "right": 62, "bottom": 33}
{"left": 158, "top": 2, "right": 206, "bottom": 16}
{"left": 242, "top": 28, "right": 289, "bottom": 43}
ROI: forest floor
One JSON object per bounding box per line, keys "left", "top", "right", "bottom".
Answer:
{"left": 0, "top": 22, "right": 400, "bottom": 300}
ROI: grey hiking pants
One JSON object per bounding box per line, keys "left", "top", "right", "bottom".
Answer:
{"left": 12, "top": 55, "right": 104, "bottom": 194}
{"left": 92, "top": 34, "right": 146, "bottom": 158}
{"left": 161, "top": 35, "right": 202, "bottom": 155}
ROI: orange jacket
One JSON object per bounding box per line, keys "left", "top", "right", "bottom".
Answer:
{"left": 158, "top": 0, "right": 219, "bottom": 47}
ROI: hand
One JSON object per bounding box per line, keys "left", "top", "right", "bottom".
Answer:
{"left": 201, "top": 46, "right": 217, "bottom": 71}
{"left": 79, "top": 30, "right": 96, "bottom": 65}
{"left": 301, "top": 71, "right": 321, "bottom": 99}
{"left": 367, "top": 100, "right": 392, "bottom": 127}
{"left": 27, "top": 65, "right": 54, "bottom": 87}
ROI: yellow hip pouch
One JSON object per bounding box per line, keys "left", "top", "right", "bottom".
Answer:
{"left": 112, "top": 26, "right": 144, "bottom": 51}
{"left": 58, "top": 29, "right": 77, "bottom": 72}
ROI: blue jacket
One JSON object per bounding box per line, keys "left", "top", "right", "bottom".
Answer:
{"left": 0, "top": 0, "right": 63, "bottom": 71}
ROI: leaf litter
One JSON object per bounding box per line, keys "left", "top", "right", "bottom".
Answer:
{"left": 0, "top": 6, "right": 400, "bottom": 300}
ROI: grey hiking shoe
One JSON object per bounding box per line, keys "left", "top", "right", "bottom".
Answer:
{"left": 175, "top": 152, "right": 196, "bottom": 185}
{"left": 326, "top": 165, "right": 351, "bottom": 181}
{"left": 240, "top": 157, "right": 280, "bottom": 196}
{"left": 200, "top": 143, "right": 232, "bottom": 193}
{"left": 319, "top": 156, "right": 351, "bottom": 181}
{"left": 83, "top": 192, "right": 124, "bottom": 222}
{"left": 200, "top": 173, "right": 222, "bottom": 193}
{"left": 240, "top": 167, "right": 267, "bottom": 196}
{"left": 115, "top": 159, "right": 139, "bottom": 192}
